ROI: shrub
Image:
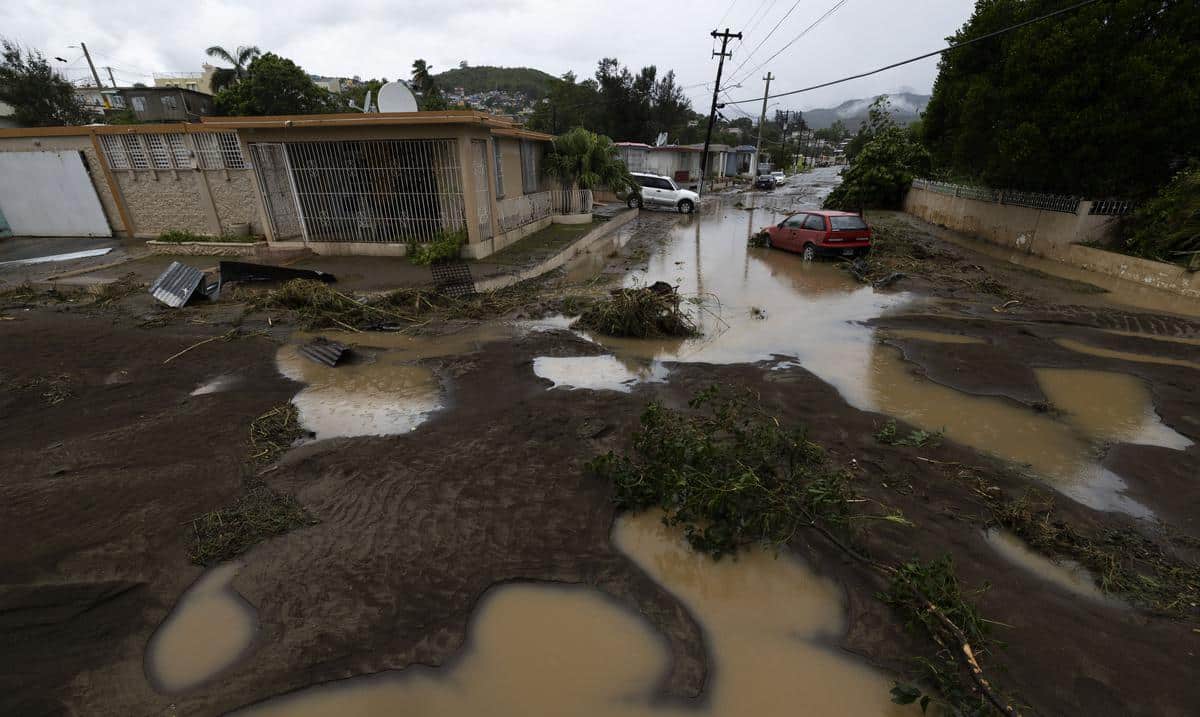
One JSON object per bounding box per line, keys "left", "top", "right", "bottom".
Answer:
{"left": 407, "top": 229, "right": 467, "bottom": 266}
{"left": 157, "top": 229, "right": 258, "bottom": 244}
{"left": 824, "top": 97, "right": 930, "bottom": 211}
{"left": 1121, "top": 160, "right": 1200, "bottom": 265}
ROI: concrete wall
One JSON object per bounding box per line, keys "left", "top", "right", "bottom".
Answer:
{"left": 904, "top": 185, "right": 1200, "bottom": 298}
{"left": 497, "top": 137, "right": 524, "bottom": 199}
{"left": 0, "top": 134, "right": 125, "bottom": 233}
{"left": 206, "top": 171, "right": 261, "bottom": 234}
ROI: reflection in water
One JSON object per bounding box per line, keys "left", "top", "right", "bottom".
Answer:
{"left": 866, "top": 346, "right": 1189, "bottom": 516}
{"left": 1054, "top": 337, "right": 1200, "bottom": 371}
{"left": 533, "top": 355, "right": 668, "bottom": 392}
{"left": 146, "top": 563, "right": 257, "bottom": 693}
{"left": 237, "top": 512, "right": 912, "bottom": 717}
{"left": 982, "top": 529, "right": 1116, "bottom": 605}
{"left": 190, "top": 374, "right": 241, "bottom": 395}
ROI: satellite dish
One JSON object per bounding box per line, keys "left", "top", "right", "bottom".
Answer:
{"left": 655, "top": 132, "right": 668, "bottom": 147}
{"left": 377, "top": 81, "right": 419, "bottom": 113}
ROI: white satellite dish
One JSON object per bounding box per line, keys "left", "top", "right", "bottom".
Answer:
{"left": 377, "top": 81, "right": 419, "bottom": 113}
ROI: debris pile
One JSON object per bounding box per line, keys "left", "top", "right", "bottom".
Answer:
{"left": 573, "top": 281, "right": 698, "bottom": 338}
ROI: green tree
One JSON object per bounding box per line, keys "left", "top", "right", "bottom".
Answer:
{"left": 543, "top": 127, "right": 636, "bottom": 193}
{"left": 0, "top": 40, "right": 92, "bottom": 127}
{"left": 824, "top": 97, "right": 930, "bottom": 210}
{"left": 1120, "top": 160, "right": 1200, "bottom": 263}
{"left": 411, "top": 59, "right": 447, "bottom": 111}
{"left": 214, "top": 53, "right": 341, "bottom": 116}
{"left": 923, "top": 0, "right": 1200, "bottom": 197}
{"left": 205, "top": 44, "right": 261, "bottom": 93}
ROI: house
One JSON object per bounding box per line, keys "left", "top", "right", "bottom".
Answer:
{"left": 645, "top": 145, "right": 702, "bottom": 188}
{"left": 614, "top": 142, "right": 650, "bottom": 173}
{"left": 730, "top": 145, "right": 757, "bottom": 176}
{"left": 154, "top": 65, "right": 218, "bottom": 95}
{"left": 0, "top": 110, "right": 567, "bottom": 259}
{"left": 120, "top": 87, "right": 215, "bottom": 122}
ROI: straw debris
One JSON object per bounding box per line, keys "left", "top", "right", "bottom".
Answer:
{"left": 573, "top": 282, "right": 698, "bottom": 338}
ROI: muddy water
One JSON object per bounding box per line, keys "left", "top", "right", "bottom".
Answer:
{"left": 238, "top": 511, "right": 911, "bottom": 716}
{"left": 867, "top": 346, "right": 1189, "bottom": 516}
{"left": 533, "top": 355, "right": 668, "bottom": 392}
{"left": 885, "top": 329, "right": 986, "bottom": 344}
{"left": 146, "top": 562, "right": 257, "bottom": 693}
{"left": 1054, "top": 337, "right": 1200, "bottom": 371}
{"left": 982, "top": 529, "right": 1115, "bottom": 604}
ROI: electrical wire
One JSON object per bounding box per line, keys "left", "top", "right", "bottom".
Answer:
{"left": 720, "top": 0, "right": 1103, "bottom": 106}
{"left": 726, "top": 0, "right": 850, "bottom": 87}
{"left": 716, "top": 0, "right": 742, "bottom": 28}
{"left": 726, "top": 0, "right": 802, "bottom": 79}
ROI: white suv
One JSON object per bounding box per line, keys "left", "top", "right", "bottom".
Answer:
{"left": 627, "top": 172, "right": 700, "bottom": 214}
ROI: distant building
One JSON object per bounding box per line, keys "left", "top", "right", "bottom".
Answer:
{"left": 74, "top": 86, "right": 214, "bottom": 123}
{"left": 0, "top": 100, "right": 17, "bottom": 128}
{"left": 154, "top": 65, "right": 218, "bottom": 95}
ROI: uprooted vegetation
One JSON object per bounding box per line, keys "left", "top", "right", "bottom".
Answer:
{"left": 875, "top": 419, "right": 944, "bottom": 448}
{"left": 249, "top": 403, "right": 310, "bottom": 466}
{"left": 572, "top": 283, "right": 699, "bottom": 339}
{"left": 589, "top": 386, "right": 1016, "bottom": 715}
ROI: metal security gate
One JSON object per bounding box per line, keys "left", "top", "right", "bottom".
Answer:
{"left": 471, "top": 140, "right": 493, "bottom": 241}
{"left": 249, "top": 143, "right": 304, "bottom": 241}
{"left": 0, "top": 151, "right": 111, "bottom": 237}
{"left": 250, "top": 139, "right": 467, "bottom": 245}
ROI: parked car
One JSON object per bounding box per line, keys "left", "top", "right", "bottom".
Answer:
{"left": 770, "top": 171, "right": 787, "bottom": 186}
{"left": 759, "top": 210, "right": 872, "bottom": 260}
{"left": 754, "top": 174, "right": 777, "bottom": 190}
{"left": 625, "top": 172, "right": 700, "bottom": 213}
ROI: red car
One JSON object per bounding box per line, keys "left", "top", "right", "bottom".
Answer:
{"left": 760, "top": 210, "right": 872, "bottom": 261}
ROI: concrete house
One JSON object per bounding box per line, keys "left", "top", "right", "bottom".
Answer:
{"left": 0, "top": 111, "right": 570, "bottom": 259}
{"left": 614, "top": 142, "right": 650, "bottom": 173}
{"left": 645, "top": 145, "right": 702, "bottom": 188}
{"left": 121, "top": 87, "right": 215, "bottom": 123}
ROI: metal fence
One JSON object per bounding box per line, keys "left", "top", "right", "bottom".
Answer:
{"left": 269, "top": 139, "right": 466, "bottom": 244}
{"left": 911, "top": 178, "right": 1083, "bottom": 214}
{"left": 496, "top": 189, "right": 592, "bottom": 233}
{"left": 1088, "top": 199, "right": 1136, "bottom": 216}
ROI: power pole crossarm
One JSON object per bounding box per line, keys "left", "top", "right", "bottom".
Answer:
{"left": 700, "top": 27, "right": 741, "bottom": 196}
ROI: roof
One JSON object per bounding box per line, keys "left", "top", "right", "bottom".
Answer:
{"left": 647, "top": 145, "right": 701, "bottom": 153}
{"left": 684, "top": 143, "right": 731, "bottom": 151}
{"left": 199, "top": 110, "right": 555, "bottom": 141}
{"left": 614, "top": 142, "right": 651, "bottom": 149}
{"left": 733, "top": 145, "right": 758, "bottom": 152}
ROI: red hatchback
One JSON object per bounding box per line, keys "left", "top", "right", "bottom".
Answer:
{"left": 761, "top": 210, "right": 872, "bottom": 261}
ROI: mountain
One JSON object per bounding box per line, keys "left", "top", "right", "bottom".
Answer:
{"left": 432, "top": 66, "right": 558, "bottom": 100}
{"left": 800, "top": 92, "right": 930, "bottom": 130}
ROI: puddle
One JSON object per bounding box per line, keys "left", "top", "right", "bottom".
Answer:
{"left": 190, "top": 374, "right": 241, "bottom": 396}
{"left": 867, "top": 347, "right": 1188, "bottom": 517}
{"left": 1054, "top": 337, "right": 1200, "bottom": 372}
{"left": 1100, "top": 329, "right": 1200, "bottom": 347}
{"left": 983, "top": 529, "right": 1116, "bottom": 605}
{"left": 0, "top": 247, "right": 113, "bottom": 267}
{"left": 146, "top": 562, "right": 257, "bottom": 693}
{"left": 885, "top": 329, "right": 986, "bottom": 345}
{"left": 237, "top": 511, "right": 911, "bottom": 716}
{"left": 533, "top": 355, "right": 668, "bottom": 392}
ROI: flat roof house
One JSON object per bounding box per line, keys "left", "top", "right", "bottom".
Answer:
{"left": 0, "top": 111, "right": 565, "bottom": 259}
{"left": 645, "top": 145, "right": 702, "bottom": 188}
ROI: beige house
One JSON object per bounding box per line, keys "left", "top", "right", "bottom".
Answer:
{"left": 153, "top": 65, "right": 218, "bottom": 95}
{"left": 0, "top": 111, "right": 573, "bottom": 259}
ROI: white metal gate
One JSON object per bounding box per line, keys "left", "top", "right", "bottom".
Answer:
{"left": 249, "top": 143, "right": 304, "bottom": 241}
{"left": 472, "top": 140, "right": 493, "bottom": 241}
{"left": 0, "top": 151, "right": 111, "bottom": 237}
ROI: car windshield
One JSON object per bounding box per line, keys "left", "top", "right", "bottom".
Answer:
{"left": 830, "top": 215, "right": 868, "bottom": 231}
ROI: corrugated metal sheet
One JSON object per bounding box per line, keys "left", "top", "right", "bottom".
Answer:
{"left": 149, "top": 261, "right": 205, "bottom": 308}
{"left": 298, "top": 339, "right": 347, "bottom": 367}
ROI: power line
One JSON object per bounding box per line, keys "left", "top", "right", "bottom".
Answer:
{"left": 727, "top": 0, "right": 851, "bottom": 87}
{"left": 720, "top": 0, "right": 1103, "bottom": 106}
{"left": 726, "top": 0, "right": 803, "bottom": 81}
{"left": 716, "top": 0, "right": 742, "bottom": 29}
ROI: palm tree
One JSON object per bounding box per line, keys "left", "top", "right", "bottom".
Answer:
{"left": 206, "top": 45, "right": 261, "bottom": 93}
{"left": 543, "top": 128, "right": 636, "bottom": 197}
{"left": 410, "top": 59, "right": 447, "bottom": 110}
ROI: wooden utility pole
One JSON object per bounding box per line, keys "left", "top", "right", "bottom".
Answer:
{"left": 104, "top": 66, "right": 117, "bottom": 88}
{"left": 79, "top": 42, "right": 110, "bottom": 108}
{"left": 700, "top": 28, "right": 741, "bottom": 196}
{"left": 752, "top": 72, "right": 773, "bottom": 178}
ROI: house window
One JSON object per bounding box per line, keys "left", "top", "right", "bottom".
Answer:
{"left": 122, "top": 135, "right": 150, "bottom": 169}
{"left": 166, "top": 134, "right": 191, "bottom": 167}
{"left": 98, "top": 135, "right": 130, "bottom": 169}
{"left": 145, "top": 134, "right": 172, "bottom": 169}
{"left": 492, "top": 140, "right": 504, "bottom": 198}
{"left": 131, "top": 96, "right": 147, "bottom": 113}
{"left": 161, "top": 95, "right": 178, "bottom": 112}
{"left": 519, "top": 140, "right": 540, "bottom": 193}
{"left": 193, "top": 132, "right": 248, "bottom": 170}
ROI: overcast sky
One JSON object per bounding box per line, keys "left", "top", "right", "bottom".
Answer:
{"left": 3, "top": 0, "right": 977, "bottom": 112}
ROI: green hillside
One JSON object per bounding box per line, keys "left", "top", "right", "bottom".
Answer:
{"left": 432, "top": 65, "right": 557, "bottom": 98}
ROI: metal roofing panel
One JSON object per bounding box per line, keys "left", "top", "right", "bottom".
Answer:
{"left": 298, "top": 339, "right": 347, "bottom": 367}
{"left": 149, "top": 261, "right": 205, "bottom": 308}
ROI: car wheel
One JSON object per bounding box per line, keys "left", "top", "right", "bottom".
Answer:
{"left": 764, "top": 234, "right": 772, "bottom": 249}
{"left": 678, "top": 199, "right": 694, "bottom": 214}
{"left": 627, "top": 195, "right": 643, "bottom": 209}
{"left": 802, "top": 244, "right": 816, "bottom": 262}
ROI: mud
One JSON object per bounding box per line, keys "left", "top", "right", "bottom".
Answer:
{"left": 982, "top": 528, "right": 1115, "bottom": 604}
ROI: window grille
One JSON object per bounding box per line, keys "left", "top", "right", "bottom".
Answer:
{"left": 98, "top": 135, "right": 130, "bottom": 169}
{"left": 193, "top": 132, "right": 247, "bottom": 169}
{"left": 145, "top": 134, "right": 172, "bottom": 169}
{"left": 520, "top": 140, "right": 540, "bottom": 194}
{"left": 493, "top": 140, "right": 505, "bottom": 198}
{"left": 122, "top": 135, "right": 149, "bottom": 169}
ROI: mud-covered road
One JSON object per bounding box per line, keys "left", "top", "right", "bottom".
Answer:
{"left": 1, "top": 168, "right": 1198, "bottom": 716}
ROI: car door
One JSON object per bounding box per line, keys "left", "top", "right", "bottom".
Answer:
{"left": 777, "top": 214, "right": 806, "bottom": 251}
{"left": 649, "top": 177, "right": 674, "bottom": 206}
{"left": 800, "top": 213, "right": 827, "bottom": 247}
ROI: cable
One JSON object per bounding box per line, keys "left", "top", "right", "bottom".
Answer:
{"left": 716, "top": 0, "right": 740, "bottom": 28}
{"left": 727, "top": 0, "right": 850, "bottom": 87}
{"left": 726, "top": 0, "right": 803, "bottom": 80}
{"left": 720, "top": 0, "right": 1103, "bottom": 105}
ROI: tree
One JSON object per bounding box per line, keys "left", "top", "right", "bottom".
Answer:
{"left": 922, "top": 0, "right": 1200, "bottom": 197}
{"left": 543, "top": 127, "right": 636, "bottom": 193}
{"left": 213, "top": 53, "right": 342, "bottom": 116}
{"left": 0, "top": 40, "right": 92, "bottom": 127}
{"left": 824, "top": 97, "right": 930, "bottom": 211}
{"left": 410, "top": 59, "right": 447, "bottom": 111}
{"left": 205, "top": 44, "right": 261, "bottom": 93}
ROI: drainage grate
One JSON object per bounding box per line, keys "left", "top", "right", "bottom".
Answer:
{"left": 429, "top": 261, "right": 476, "bottom": 298}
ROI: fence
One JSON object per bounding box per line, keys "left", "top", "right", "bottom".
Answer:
{"left": 496, "top": 189, "right": 592, "bottom": 233}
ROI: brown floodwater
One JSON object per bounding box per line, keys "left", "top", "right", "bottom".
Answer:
{"left": 982, "top": 529, "right": 1116, "bottom": 605}
{"left": 145, "top": 562, "right": 257, "bottom": 693}
{"left": 533, "top": 354, "right": 669, "bottom": 392}
{"left": 1054, "top": 337, "right": 1200, "bottom": 372}
{"left": 236, "top": 511, "right": 912, "bottom": 716}
{"left": 885, "top": 329, "right": 986, "bottom": 344}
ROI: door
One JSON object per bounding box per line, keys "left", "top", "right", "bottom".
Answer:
{"left": 248, "top": 143, "right": 305, "bottom": 241}
{"left": 777, "top": 214, "right": 806, "bottom": 251}
{"left": 0, "top": 151, "right": 110, "bottom": 237}
{"left": 799, "top": 213, "right": 828, "bottom": 248}
{"left": 471, "top": 139, "right": 493, "bottom": 241}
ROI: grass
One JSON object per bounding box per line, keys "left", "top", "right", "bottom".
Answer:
{"left": 573, "top": 284, "right": 699, "bottom": 339}
{"left": 249, "top": 403, "right": 309, "bottom": 466}
{"left": 875, "top": 419, "right": 943, "bottom": 448}
{"left": 407, "top": 229, "right": 467, "bottom": 266}
{"left": 187, "top": 479, "right": 317, "bottom": 566}
{"left": 157, "top": 229, "right": 259, "bottom": 244}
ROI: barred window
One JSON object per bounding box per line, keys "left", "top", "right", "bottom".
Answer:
{"left": 193, "top": 132, "right": 248, "bottom": 169}
{"left": 216, "top": 132, "right": 248, "bottom": 169}
{"left": 192, "top": 133, "right": 223, "bottom": 169}
{"left": 98, "top": 135, "right": 130, "bottom": 170}
{"left": 493, "top": 140, "right": 504, "bottom": 198}
{"left": 145, "top": 134, "right": 172, "bottom": 169}
{"left": 122, "top": 135, "right": 149, "bottom": 169}
{"left": 520, "top": 140, "right": 540, "bottom": 194}
{"left": 166, "top": 134, "right": 191, "bottom": 167}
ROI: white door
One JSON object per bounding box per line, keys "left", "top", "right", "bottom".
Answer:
{"left": 0, "top": 151, "right": 111, "bottom": 237}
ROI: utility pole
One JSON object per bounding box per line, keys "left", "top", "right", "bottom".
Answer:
{"left": 104, "top": 66, "right": 117, "bottom": 88}
{"left": 79, "top": 42, "right": 110, "bottom": 108}
{"left": 700, "top": 28, "right": 741, "bottom": 196}
{"left": 752, "top": 72, "right": 773, "bottom": 178}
